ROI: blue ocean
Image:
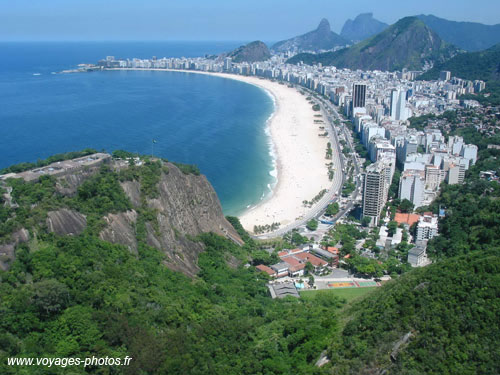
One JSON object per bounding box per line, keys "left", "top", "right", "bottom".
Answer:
{"left": 0, "top": 42, "right": 275, "bottom": 215}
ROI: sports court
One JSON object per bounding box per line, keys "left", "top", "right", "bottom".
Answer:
{"left": 328, "top": 282, "right": 357, "bottom": 288}
{"left": 327, "top": 280, "right": 381, "bottom": 289}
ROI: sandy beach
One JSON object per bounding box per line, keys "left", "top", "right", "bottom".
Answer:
{"left": 111, "top": 68, "right": 332, "bottom": 233}
{"left": 207, "top": 74, "right": 331, "bottom": 232}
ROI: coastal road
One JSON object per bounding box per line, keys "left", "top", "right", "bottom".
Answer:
{"left": 255, "top": 95, "right": 345, "bottom": 239}
{"left": 255, "top": 91, "right": 363, "bottom": 240}
{"left": 320, "top": 98, "right": 363, "bottom": 223}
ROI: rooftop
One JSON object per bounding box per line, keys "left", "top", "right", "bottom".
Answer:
{"left": 268, "top": 282, "right": 300, "bottom": 299}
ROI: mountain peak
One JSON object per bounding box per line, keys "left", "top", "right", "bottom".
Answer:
{"left": 272, "top": 18, "right": 347, "bottom": 53}
{"left": 356, "top": 13, "right": 374, "bottom": 20}
{"left": 317, "top": 18, "right": 331, "bottom": 32}
{"left": 416, "top": 14, "right": 500, "bottom": 51}
{"left": 228, "top": 41, "right": 271, "bottom": 63}
{"left": 340, "top": 12, "right": 388, "bottom": 42}
{"left": 289, "top": 15, "right": 458, "bottom": 72}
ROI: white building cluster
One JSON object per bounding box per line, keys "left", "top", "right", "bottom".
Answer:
{"left": 94, "top": 53, "right": 481, "bottom": 227}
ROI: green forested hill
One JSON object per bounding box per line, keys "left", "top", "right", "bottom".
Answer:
{"left": 417, "top": 43, "right": 500, "bottom": 105}
{"left": 416, "top": 14, "right": 500, "bottom": 52}
{"left": 1, "top": 144, "right": 499, "bottom": 374}
{"left": 418, "top": 43, "right": 500, "bottom": 82}
{"left": 287, "top": 17, "right": 457, "bottom": 72}
{"left": 0, "top": 154, "right": 342, "bottom": 374}
{"left": 0, "top": 231, "right": 344, "bottom": 375}
{"left": 326, "top": 251, "right": 500, "bottom": 374}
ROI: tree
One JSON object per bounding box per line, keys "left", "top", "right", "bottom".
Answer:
{"left": 361, "top": 216, "right": 371, "bottom": 227}
{"left": 32, "top": 279, "right": 70, "bottom": 316}
{"left": 387, "top": 221, "right": 398, "bottom": 237}
{"left": 291, "top": 231, "right": 308, "bottom": 245}
{"left": 308, "top": 275, "right": 315, "bottom": 287}
{"left": 306, "top": 219, "right": 318, "bottom": 231}
{"left": 326, "top": 203, "right": 340, "bottom": 216}
{"left": 398, "top": 199, "right": 415, "bottom": 213}
{"left": 305, "top": 261, "right": 314, "bottom": 275}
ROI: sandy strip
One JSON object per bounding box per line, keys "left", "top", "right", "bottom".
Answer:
{"left": 110, "top": 69, "right": 331, "bottom": 233}
{"left": 201, "top": 74, "right": 331, "bottom": 232}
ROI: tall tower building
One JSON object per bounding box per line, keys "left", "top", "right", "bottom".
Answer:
{"left": 224, "top": 57, "right": 232, "bottom": 71}
{"left": 439, "top": 71, "right": 451, "bottom": 81}
{"left": 362, "top": 162, "right": 388, "bottom": 227}
{"left": 352, "top": 83, "right": 366, "bottom": 108}
{"left": 390, "top": 89, "right": 408, "bottom": 121}
{"left": 390, "top": 90, "right": 399, "bottom": 120}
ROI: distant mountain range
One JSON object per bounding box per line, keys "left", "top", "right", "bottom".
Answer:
{"left": 287, "top": 17, "right": 458, "bottom": 72}
{"left": 340, "top": 13, "right": 388, "bottom": 42}
{"left": 272, "top": 19, "right": 349, "bottom": 53}
{"left": 228, "top": 41, "right": 271, "bottom": 63}
{"left": 418, "top": 43, "right": 500, "bottom": 82}
{"left": 416, "top": 14, "right": 500, "bottom": 52}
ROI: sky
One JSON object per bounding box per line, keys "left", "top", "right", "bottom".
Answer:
{"left": 1, "top": 0, "right": 499, "bottom": 42}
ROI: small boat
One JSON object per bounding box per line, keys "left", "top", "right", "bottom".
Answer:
{"left": 33, "top": 73, "right": 41, "bottom": 76}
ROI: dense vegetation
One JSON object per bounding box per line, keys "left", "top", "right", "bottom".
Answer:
{"left": 426, "top": 147, "right": 500, "bottom": 258}
{"left": 0, "top": 230, "right": 348, "bottom": 375}
{"left": 1, "top": 157, "right": 348, "bottom": 374}
{"left": 325, "top": 250, "right": 500, "bottom": 374}
{"left": 418, "top": 43, "right": 500, "bottom": 82}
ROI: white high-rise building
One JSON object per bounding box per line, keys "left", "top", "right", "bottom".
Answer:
{"left": 416, "top": 215, "right": 439, "bottom": 241}
{"left": 399, "top": 170, "right": 425, "bottom": 208}
{"left": 390, "top": 89, "right": 409, "bottom": 121}
{"left": 461, "top": 144, "right": 478, "bottom": 165}
{"left": 362, "top": 161, "right": 389, "bottom": 227}
{"left": 224, "top": 57, "right": 232, "bottom": 71}
{"left": 446, "top": 164, "right": 465, "bottom": 185}
{"left": 425, "top": 165, "right": 442, "bottom": 191}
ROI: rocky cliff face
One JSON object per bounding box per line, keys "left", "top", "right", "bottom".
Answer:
{"left": 106, "top": 162, "right": 243, "bottom": 276}
{"left": 46, "top": 209, "right": 87, "bottom": 236}
{"left": 1, "top": 156, "right": 242, "bottom": 277}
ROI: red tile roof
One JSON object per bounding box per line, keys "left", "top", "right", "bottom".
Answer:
{"left": 256, "top": 264, "right": 276, "bottom": 276}
{"left": 326, "top": 246, "right": 339, "bottom": 254}
{"left": 394, "top": 213, "right": 420, "bottom": 226}
{"left": 278, "top": 248, "right": 306, "bottom": 258}
{"left": 289, "top": 263, "right": 306, "bottom": 272}
{"left": 294, "top": 252, "right": 328, "bottom": 267}
{"left": 282, "top": 256, "right": 302, "bottom": 267}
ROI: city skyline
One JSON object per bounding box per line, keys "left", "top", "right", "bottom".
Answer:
{"left": 1, "top": 0, "right": 500, "bottom": 41}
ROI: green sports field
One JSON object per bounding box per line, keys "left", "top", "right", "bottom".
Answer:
{"left": 300, "top": 287, "right": 377, "bottom": 303}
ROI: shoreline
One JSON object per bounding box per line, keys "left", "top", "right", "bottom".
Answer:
{"left": 107, "top": 68, "right": 331, "bottom": 233}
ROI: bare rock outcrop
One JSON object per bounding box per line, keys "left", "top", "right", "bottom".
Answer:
{"left": 0, "top": 228, "right": 30, "bottom": 271}
{"left": 46, "top": 209, "right": 87, "bottom": 236}
{"left": 115, "top": 162, "right": 243, "bottom": 276}
{"left": 100, "top": 210, "right": 138, "bottom": 254}
{"left": 55, "top": 166, "right": 101, "bottom": 196}
{"left": 120, "top": 180, "right": 142, "bottom": 208}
